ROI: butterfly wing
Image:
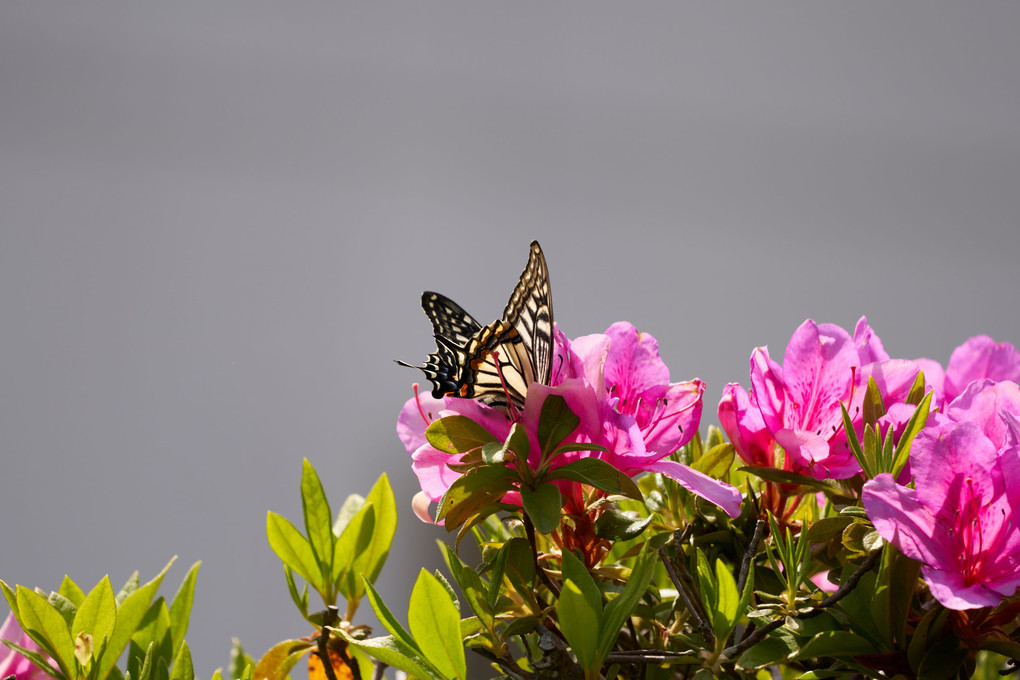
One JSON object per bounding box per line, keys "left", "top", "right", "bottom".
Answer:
{"left": 399, "top": 241, "right": 554, "bottom": 413}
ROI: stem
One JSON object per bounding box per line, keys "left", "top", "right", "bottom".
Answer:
{"left": 657, "top": 534, "right": 715, "bottom": 650}
{"left": 523, "top": 512, "right": 560, "bottom": 596}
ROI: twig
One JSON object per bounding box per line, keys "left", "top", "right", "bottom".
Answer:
{"left": 605, "top": 649, "right": 697, "bottom": 663}
{"left": 522, "top": 512, "right": 560, "bottom": 596}
{"left": 315, "top": 606, "right": 347, "bottom": 680}
{"left": 737, "top": 519, "right": 766, "bottom": 594}
{"left": 658, "top": 532, "right": 715, "bottom": 649}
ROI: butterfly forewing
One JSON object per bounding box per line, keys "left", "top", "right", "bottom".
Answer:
{"left": 398, "top": 241, "right": 554, "bottom": 414}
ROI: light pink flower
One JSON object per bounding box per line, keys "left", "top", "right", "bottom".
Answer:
{"left": 930, "top": 336, "right": 1020, "bottom": 406}
{"left": 863, "top": 380, "right": 1020, "bottom": 609}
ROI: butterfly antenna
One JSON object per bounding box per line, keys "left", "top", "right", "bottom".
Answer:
{"left": 490, "top": 349, "right": 522, "bottom": 421}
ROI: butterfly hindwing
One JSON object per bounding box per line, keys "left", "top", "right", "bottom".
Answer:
{"left": 399, "top": 241, "right": 554, "bottom": 412}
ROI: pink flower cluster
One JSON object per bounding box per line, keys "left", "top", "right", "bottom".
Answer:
{"left": 398, "top": 322, "right": 743, "bottom": 519}
{"left": 718, "top": 317, "right": 1020, "bottom": 611}
{"left": 1, "top": 613, "right": 56, "bottom": 680}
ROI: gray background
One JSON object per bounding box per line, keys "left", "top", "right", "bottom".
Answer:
{"left": 2, "top": 3, "right": 1018, "bottom": 676}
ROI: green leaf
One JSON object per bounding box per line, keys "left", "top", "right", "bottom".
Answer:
{"left": 594, "top": 508, "right": 651, "bottom": 541}
{"left": 711, "top": 559, "right": 740, "bottom": 642}
{"left": 739, "top": 466, "right": 844, "bottom": 497}
{"left": 735, "top": 635, "right": 798, "bottom": 670}
{"left": 438, "top": 542, "right": 494, "bottom": 632}
{"left": 426, "top": 416, "right": 498, "bottom": 454}
{"left": 805, "top": 516, "right": 854, "bottom": 543}
{"left": 266, "top": 512, "right": 323, "bottom": 589}
{"left": 436, "top": 466, "right": 517, "bottom": 529}
{"left": 73, "top": 576, "right": 117, "bottom": 658}
{"left": 796, "top": 631, "right": 880, "bottom": 660}
{"left": 917, "top": 637, "right": 967, "bottom": 680}
{"left": 360, "top": 473, "right": 398, "bottom": 586}
{"left": 99, "top": 558, "right": 173, "bottom": 680}
{"left": 598, "top": 548, "right": 656, "bottom": 663}
{"left": 283, "top": 566, "right": 309, "bottom": 619}
{"left": 48, "top": 592, "right": 77, "bottom": 630}
{"left": 334, "top": 503, "right": 376, "bottom": 601}
{"left": 905, "top": 371, "right": 927, "bottom": 406}
{"left": 16, "top": 586, "right": 76, "bottom": 677}
{"left": 544, "top": 458, "right": 642, "bottom": 501}
{"left": 335, "top": 630, "right": 442, "bottom": 680}
{"left": 128, "top": 599, "right": 172, "bottom": 680}
{"left": 537, "top": 395, "right": 579, "bottom": 461}
{"left": 250, "top": 640, "right": 313, "bottom": 680}
{"left": 361, "top": 579, "right": 417, "bottom": 652}
{"left": 332, "top": 493, "right": 365, "bottom": 537}
{"left": 890, "top": 391, "right": 932, "bottom": 479}
{"left": 168, "top": 641, "right": 194, "bottom": 680}
{"left": 168, "top": 563, "right": 200, "bottom": 660}
{"left": 1, "top": 579, "right": 18, "bottom": 615}
{"left": 557, "top": 581, "right": 600, "bottom": 673}
{"left": 520, "top": 483, "right": 562, "bottom": 534}
{"left": 862, "top": 376, "right": 886, "bottom": 427}
{"left": 840, "top": 404, "right": 868, "bottom": 478}
{"left": 228, "top": 637, "right": 255, "bottom": 680}
{"left": 560, "top": 551, "right": 602, "bottom": 617}
{"left": 505, "top": 423, "right": 531, "bottom": 463}
{"left": 408, "top": 570, "right": 465, "bottom": 680}
{"left": 58, "top": 577, "right": 87, "bottom": 608}
{"left": 691, "top": 442, "right": 735, "bottom": 479}
{"left": 300, "top": 459, "right": 335, "bottom": 577}
{"left": 115, "top": 572, "right": 140, "bottom": 607}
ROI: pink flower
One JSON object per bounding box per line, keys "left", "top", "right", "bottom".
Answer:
{"left": 398, "top": 323, "right": 742, "bottom": 519}
{"left": 719, "top": 318, "right": 871, "bottom": 480}
{"left": 922, "top": 336, "right": 1020, "bottom": 406}
{"left": 1, "top": 613, "right": 57, "bottom": 680}
{"left": 862, "top": 380, "right": 1020, "bottom": 610}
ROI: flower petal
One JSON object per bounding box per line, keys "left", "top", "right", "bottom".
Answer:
{"left": 749, "top": 346, "right": 786, "bottom": 434}
{"left": 779, "top": 320, "right": 858, "bottom": 435}
{"left": 643, "top": 459, "right": 743, "bottom": 518}
{"left": 862, "top": 473, "right": 949, "bottom": 567}
{"left": 718, "top": 383, "right": 773, "bottom": 467}
{"left": 944, "top": 336, "right": 1020, "bottom": 403}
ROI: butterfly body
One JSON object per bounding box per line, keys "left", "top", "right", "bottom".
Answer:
{"left": 398, "top": 241, "right": 553, "bottom": 412}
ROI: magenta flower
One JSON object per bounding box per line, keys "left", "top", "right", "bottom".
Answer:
{"left": 921, "top": 336, "right": 1020, "bottom": 406}
{"left": 1, "top": 613, "right": 57, "bottom": 680}
{"left": 863, "top": 380, "right": 1020, "bottom": 609}
{"left": 719, "top": 318, "right": 871, "bottom": 480}
{"left": 398, "top": 323, "right": 742, "bottom": 519}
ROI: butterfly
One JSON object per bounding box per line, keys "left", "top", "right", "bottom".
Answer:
{"left": 398, "top": 240, "right": 554, "bottom": 412}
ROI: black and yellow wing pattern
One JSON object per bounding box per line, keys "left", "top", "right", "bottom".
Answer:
{"left": 398, "top": 241, "right": 554, "bottom": 412}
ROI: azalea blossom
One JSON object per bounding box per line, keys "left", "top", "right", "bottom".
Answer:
{"left": 398, "top": 323, "right": 742, "bottom": 519}
{"left": 719, "top": 318, "right": 873, "bottom": 480}
{"left": 918, "top": 336, "right": 1020, "bottom": 407}
{"left": 862, "top": 380, "right": 1020, "bottom": 609}
{"left": 0, "top": 613, "right": 57, "bottom": 680}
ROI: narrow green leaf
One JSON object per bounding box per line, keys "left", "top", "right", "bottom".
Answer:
{"left": 537, "top": 395, "right": 579, "bottom": 461}
{"left": 168, "top": 641, "right": 194, "bottom": 680}
{"left": 250, "top": 639, "right": 313, "bottom": 680}
{"left": 503, "top": 537, "right": 537, "bottom": 598}
{"left": 168, "top": 563, "right": 200, "bottom": 660}
{"left": 840, "top": 404, "right": 867, "bottom": 478}
{"left": 115, "top": 572, "right": 141, "bottom": 607}
{"left": 408, "top": 570, "right": 466, "bottom": 680}
{"left": 438, "top": 542, "right": 494, "bottom": 632}
{"left": 361, "top": 579, "right": 417, "bottom": 652}
{"left": 505, "top": 423, "right": 531, "bottom": 463}
{"left": 891, "top": 391, "right": 932, "bottom": 480}
{"left": 520, "top": 483, "right": 562, "bottom": 534}
{"left": 916, "top": 637, "right": 967, "bottom": 680}
{"left": 796, "top": 631, "right": 877, "bottom": 660}
{"left": 1, "top": 579, "right": 18, "bottom": 616}
{"left": 300, "top": 459, "right": 335, "bottom": 578}
{"left": 426, "top": 416, "right": 497, "bottom": 454}
{"left": 480, "top": 441, "right": 507, "bottom": 464}
{"left": 99, "top": 558, "right": 173, "bottom": 680}
{"left": 73, "top": 577, "right": 117, "bottom": 657}
{"left": 16, "top": 586, "right": 76, "bottom": 678}
{"left": 335, "top": 630, "right": 442, "bottom": 680}
{"left": 805, "top": 516, "right": 854, "bottom": 543}
{"left": 712, "top": 559, "right": 740, "bottom": 642}
{"left": 735, "top": 635, "right": 798, "bottom": 670}
{"left": 861, "top": 425, "right": 879, "bottom": 480}
{"left": 862, "top": 376, "right": 886, "bottom": 426}
{"left": 128, "top": 599, "right": 172, "bottom": 680}
{"left": 266, "top": 512, "right": 323, "bottom": 589}
{"left": 544, "top": 458, "right": 642, "bottom": 501}
{"left": 905, "top": 371, "right": 927, "bottom": 406}
{"left": 58, "top": 578, "right": 86, "bottom": 608}
{"left": 135, "top": 642, "right": 155, "bottom": 680}
{"left": 282, "top": 566, "right": 309, "bottom": 619}
{"left": 47, "top": 592, "right": 77, "bottom": 630}
{"left": 598, "top": 549, "right": 656, "bottom": 663}
{"left": 0, "top": 641, "right": 64, "bottom": 680}
{"left": 557, "top": 582, "right": 600, "bottom": 673}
